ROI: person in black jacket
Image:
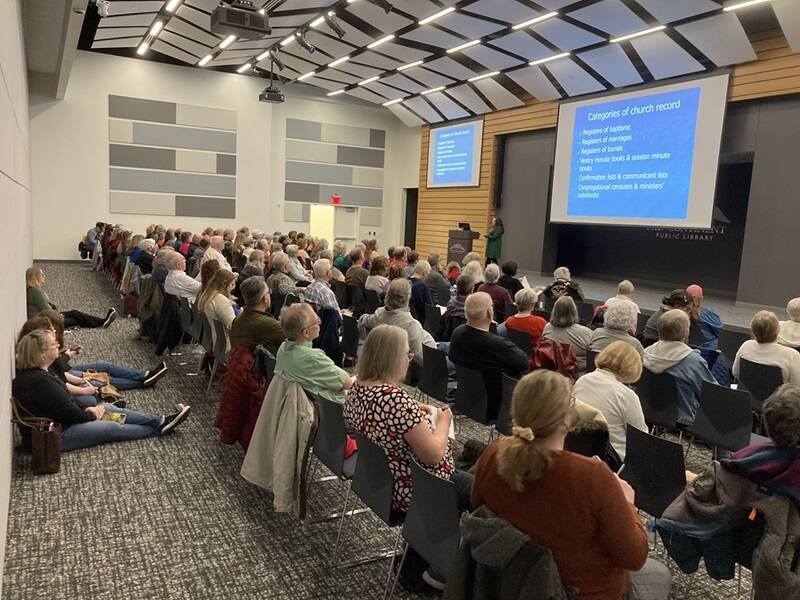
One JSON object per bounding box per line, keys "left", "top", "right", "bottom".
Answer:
{"left": 542, "top": 266, "right": 585, "bottom": 303}
{"left": 12, "top": 329, "right": 191, "bottom": 452}
{"left": 448, "top": 292, "right": 529, "bottom": 420}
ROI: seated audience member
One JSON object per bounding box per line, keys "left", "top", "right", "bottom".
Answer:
{"left": 460, "top": 260, "right": 483, "bottom": 291}
{"left": 605, "top": 279, "right": 639, "bottom": 327}
{"left": 387, "top": 264, "right": 405, "bottom": 282}
{"left": 266, "top": 252, "right": 305, "bottom": 298}
{"left": 276, "top": 303, "right": 353, "bottom": 404}
{"left": 197, "top": 235, "right": 232, "bottom": 281}
{"left": 198, "top": 269, "right": 238, "bottom": 353}
{"left": 472, "top": 370, "right": 669, "bottom": 600}
{"left": 135, "top": 238, "right": 158, "bottom": 275}
{"left": 151, "top": 247, "right": 174, "bottom": 286}
{"left": 498, "top": 261, "right": 523, "bottom": 297}
{"left": 448, "top": 292, "right": 529, "bottom": 420}
{"left": 478, "top": 264, "right": 513, "bottom": 323}
{"left": 230, "top": 277, "right": 285, "bottom": 353}
{"left": 163, "top": 252, "right": 201, "bottom": 303}
{"left": 643, "top": 289, "right": 692, "bottom": 346}
{"left": 733, "top": 310, "right": 800, "bottom": 384}
{"left": 303, "top": 259, "right": 340, "bottom": 312}
{"left": 177, "top": 231, "right": 192, "bottom": 257}
{"left": 332, "top": 239, "right": 349, "bottom": 273}
{"left": 188, "top": 238, "right": 209, "bottom": 277}
{"left": 238, "top": 249, "right": 266, "bottom": 284}
{"left": 12, "top": 329, "right": 190, "bottom": 451}
{"left": 643, "top": 309, "right": 716, "bottom": 425}
{"left": 285, "top": 244, "right": 310, "bottom": 283}
{"left": 365, "top": 255, "right": 389, "bottom": 295}
{"left": 25, "top": 266, "right": 116, "bottom": 328}
{"left": 196, "top": 260, "right": 221, "bottom": 300}
{"left": 316, "top": 249, "right": 344, "bottom": 282}
{"left": 345, "top": 248, "right": 369, "bottom": 288}
{"left": 590, "top": 301, "right": 644, "bottom": 357}
{"left": 359, "top": 279, "right": 435, "bottom": 366}
{"left": 573, "top": 342, "right": 646, "bottom": 460}
{"left": 409, "top": 261, "right": 433, "bottom": 324}
{"left": 778, "top": 297, "right": 800, "bottom": 348}
{"left": 446, "top": 261, "right": 460, "bottom": 285}
{"left": 461, "top": 252, "right": 480, "bottom": 267}
{"left": 437, "top": 275, "right": 472, "bottom": 342}
{"left": 658, "top": 384, "right": 800, "bottom": 598}
{"left": 543, "top": 297, "right": 593, "bottom": 373}
{"left": 404, "top": 250, "right": 419, "bottom": 278}
{"left": 344, "top": 324, "right": 471, "bottom": 589}
{"left": 390, "top": 246, "right": 408, "bottom": 268}
{"left": 686, "top": 284, "right": 723, "bottom": 350}
{"left": 425, "top": 253, "right": 451, "bottom": 306}
{"left": 542, "top": 266, "right": 585, "bottom": 302}
{"left": 498, "top": 288, "right": 546, "bottom": 358}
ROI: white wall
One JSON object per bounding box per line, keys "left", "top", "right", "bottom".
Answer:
{"left": 30, "top": 50, "right": 421, "bottom": 259}
{"left": 0, "top": 0, "right": 33, "bottom": 583}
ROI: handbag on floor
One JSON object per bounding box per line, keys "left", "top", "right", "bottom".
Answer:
{"left": 10, "top": 397, "right": 62, "bottom": 475}
{"left": 81, "top": 370, "right": 110, "bottom": 386}
{"left": 98, "top": 384, "right": 122, "bottom": 403}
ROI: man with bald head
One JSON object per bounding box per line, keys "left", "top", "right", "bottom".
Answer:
{"left": 448, "top": 291, "right": 529, "bottom": 419}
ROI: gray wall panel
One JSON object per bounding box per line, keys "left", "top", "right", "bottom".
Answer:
{"left": 284, "top": 202, "right": 306, "bottom": 222}
{"left": 109, "top": 191, "right": 176, "bottom": 216}
{"left": 321, "top": 123, "right": 370, "bottom": 146}
{"left": 109, "top": 144, "right": 175, "bottom": 170}
{"left": 175, "top": 196, "right": 236, "bottom": 218}
{"left": 370, "top": 129, "right": 386, "bottom": 148}
{"left": 217, "top": 153, "right": 237, "bottom": 175}
{"left": 286, "top": 161, "right": 353, "bottom": 185}
{"left": 110, "top": 167, "right": 236, "bottom": 197}
{"left": 132, "top": 122, "right": 237, "bottom": 153}
{"left": 109, "top": 95, "right": 176, "bottom": 124}
{"left": 176, "top": 103, "right": 236, "bottom": 131}
{"left": 337, "top": 145, "right": 385, "bottom": 168}
{"left": 285, "top": 182, "right": 320, "bottom": 203}
{"left": 318, "top": 185, "right": 382, "bottom": 207}
{"left": 286, "top": 118, "right": 322, "bottom": 141}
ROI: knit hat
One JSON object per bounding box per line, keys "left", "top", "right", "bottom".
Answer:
{"left": 686, "top": 284, "right": 704, "bottom": 299}
{"left": 662, "top": 289, "right": 691, "bottom": 308}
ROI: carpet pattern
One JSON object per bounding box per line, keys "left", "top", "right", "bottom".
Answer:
{"left": 3, "top": 262, "right": 750, "bottom": 599}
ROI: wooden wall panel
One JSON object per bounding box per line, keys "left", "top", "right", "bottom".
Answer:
{"left": 415, "top": 33, "right": 800, "bottom": 259}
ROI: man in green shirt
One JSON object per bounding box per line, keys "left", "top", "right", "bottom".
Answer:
{"left": 276, "top": 303, "right": 353, "bottom": 404}
{"left": 230, "top": 277, "right": 285, "bottom": 354}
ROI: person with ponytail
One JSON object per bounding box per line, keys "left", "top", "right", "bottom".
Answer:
{"left": 472, "top": 370, "right": 670, "bottom": 600}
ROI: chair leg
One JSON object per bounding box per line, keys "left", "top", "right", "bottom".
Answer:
{"left": 383, "top": 529, "right": 404, "bottom": 600}
{"left": 684, "top": 435, "right": 694, "bottom": 459}
{"left": 333, "top": 480, "right": 353, "bottom": 560}
{"left": 206, "top": 358, "right": 217, "bottom": 393}
{"left": 385, "top": 542, "right": 408, "bottom": 600}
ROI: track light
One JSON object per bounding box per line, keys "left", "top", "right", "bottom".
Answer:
{"left": 298, "top": 71, "right": 315, "bottom": 81}
{"left": 149, "top": 20, "right": 163, "bottom": 36}
{"left": 165, "top": 0, "right": 182, "bottom": 12}
{"left": 199, "top": 54, "right": 212, "bottom": 66}
{"left": 136, "top": 42, "right": 149, "bottom": 55}
{"left": 325, "top": 12, "right": 346, "bottom": 39}
{"left": 609, "top": 25, "right": 665, "bottom": 44}
{"left": 269, "top": 49, "right": 285, "bottom": 70}
{"left": 219, "top": 34, "right": 236, "bottom": 49}
{"left": 296, "top": 30, "right": 315, "bottom": 53}
{"left": 370, "top": 0, "right": 392, "bottom": 13}
{"left": 237, "top": 63, "right": 251, "bottom": 73}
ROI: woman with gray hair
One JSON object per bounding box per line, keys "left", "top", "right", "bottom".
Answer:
{"left": 778, "top": 298, "right": 800, "bottom": 349}
{"left": 266, "top": 252, "right": 305, "bottom": 298}
{"left": 240, "top": 249, "right": 266, "bottom": 281}
{"left": 332, "top": 239, "right": 349, "bottom": 273}
{"left": 460, "top": 260, "right": 483, "bottom": 291}
{"left": 498, "top": 288, "right": 546, "bottom": 363}
{"left": 478, "top": 263, "right": 513, "bottom": 323}
{"left": 543, "top": 296, "right": 593, "bottom": 372}
{"left": 358, "top": 278, "right": 435, "bottom": 366}
{"left": 733, "top": 310, "right": 800, "bottom": 384}
{"left": 285, "top": 244, "right": 311, "bottom": 283}
{"left": 542, "top": 266, "right": 585, "bottom": 302}
{"left": 318, "top": 248, "right": 344, "bottom": 281}
{"left": 590, "top": 301, "right": 644, "bottom": 357}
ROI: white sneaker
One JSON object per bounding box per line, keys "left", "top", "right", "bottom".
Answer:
{"left": 422, "top": 569, "right": 446, "bottom": 591}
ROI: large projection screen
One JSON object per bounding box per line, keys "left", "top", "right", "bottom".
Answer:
{"left": 427, "top": 119, "right": 484, "bottom": 188}
{"left": 550, "top": 73, "right": 729, "bottom": 228}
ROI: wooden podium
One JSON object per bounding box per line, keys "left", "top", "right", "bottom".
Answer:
{"left": 447, "top": 229, "right": 480, "bottom": 264}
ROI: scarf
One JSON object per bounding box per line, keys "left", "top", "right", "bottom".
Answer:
{"left": 723, "top": 443, "right": 800, "bottom": 507}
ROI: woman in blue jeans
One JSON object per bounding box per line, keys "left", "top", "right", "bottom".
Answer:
{"left": 12, "top": 329, "right": 191, "bottom": 452}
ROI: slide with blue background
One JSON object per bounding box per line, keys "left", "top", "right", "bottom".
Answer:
{"left": 430, "top": 123, "right": 477, "bottom": 186}
{"left": 568, "top": 87, "right": 701, "bottom": 219}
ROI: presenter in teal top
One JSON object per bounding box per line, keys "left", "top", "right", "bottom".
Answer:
{"left": 484, "top": 217, "right": 504, "bottom": 265}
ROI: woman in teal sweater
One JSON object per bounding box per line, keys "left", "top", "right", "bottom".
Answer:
{"left": 484, "top": 217, "right": 504, "bottom": 265}
{"left": 26, "top": 266, "right": 116, "bottom": 328}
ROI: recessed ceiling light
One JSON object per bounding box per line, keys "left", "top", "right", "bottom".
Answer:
{"left": 367, "top": 34, "right": 394, "bottom": 49}
{"left": 529, "top": 52, "right": 570, "bottom": 66}
{"left": 327, "top": 89, "right": 346, "bottom": 96}
{"left": 310, "top": 16, "right": 325, "bottom": 27}
{"left": 511, "top": 11, "right": 558, "bottom": 30}
{"left": 165, "top": 0, "right": 182, "bottom": 12}
{"left": 722, "top": 0, "right": 771, "bottom": 10}
{"left": 421, "top": 86, "right": 445, "bottom": 95}
{"left": 220, "top": 35, "right": 236, "bottom": 49}
{"left": 468, "top": 71, "right": 499, "bottom": 82}
{"left": 329, "top": 56, "right": 350, "bottom": 67}
{"left": 280, "top": 36, "right": 294, "bottom": 46}
{"left": 199, "top": 54, "right": 213, "bottom": 66}
{"left": 358, "top": 76, "right": 380, "bottom": 86}
{"left": 609, "top": 25, "right": 666, "bottom": 44}
{"left": 298, "top": 71, "right": 315, "bottom": 81}
{"left": 237, "top": 63, "right": 251, "bottom": 73}
{"left": 383, "top": 98, "right": 404, "bottom": 106}
{"left": 418, "top": 6, "right": 455, "bottom": 25}
{"left": 447, "top": 40, "right": 480, "bottom": 54}
{"left": 136, "top": 42, "right": 149, "bottom": 55}
{"left": 149, "top": 20, "right": 163, "bottom": 36}
{"left": 398, "top": 60, "right": 423, "bottom": 71}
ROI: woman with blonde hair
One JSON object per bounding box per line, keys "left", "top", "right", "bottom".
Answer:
{"left": 572, "top": 341, "right": 647, "bottom": 460}
{"left": 239, "top": 249, "right": 266, "bottom": 283}
{"left": 472, "top": 369, "right": 669, "bottom": 600}
{"left": 198, "top": 269, "right": 238, "bottom": 352}
{"left": 25, "top": 266, "right": 115, "bottom": 328}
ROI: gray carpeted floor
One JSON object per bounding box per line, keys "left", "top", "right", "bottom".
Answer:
{"left": 3, "top": 262, "right": 749, "bottom": 599}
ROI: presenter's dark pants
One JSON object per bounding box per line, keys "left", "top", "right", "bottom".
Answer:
{"left": 485, "top": 257, "right": 497, "bottom": 265}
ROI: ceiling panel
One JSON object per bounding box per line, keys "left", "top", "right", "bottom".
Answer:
{"left": 400, "top": 0, "right": 458, "bottom": 20}
{"left": 401, "top": 27, "right": 465, "bottom": 49}
{"left": 312, "top": 69, "right": 360, "bottom": 84}
{"left": 274, "top": 0, "right": 335, "bottom": 10}
{"left": 279, "top": 53, "right": 322, "bottom": 75}
{"left": 405, "top": 67, "right": 455, "bottom": 88}
{"left": 632, "top": 0, "right": 719, "bottom": 24}
{"left": 445, "top": 84, "right": 492, "bottom": 114}
{"left": 346, "top": 86, "right": 389, "bottom": 104}
{"left": 334, "top": 61, "right": 385, "bottom": 79}
{"left": 109, "top": 1, "right": 164, "bottom": 13}
{"left": 676, "top": 13, "right": 757, "bottom": 67}
{"left": 380, "top": 73, "right": 428, "bottom": 94}
{"left": 158, "top": 30, "right": 209, "bottom": 58}
{"left": 307, "top": 78, "right": 345, "bottom": 91}
{"left": 424, "top": 56, "right": 479, "bottom": 80}
{"left": 93, "top": 38, "right": 139, "bottom": 49}
{"left": 462, "top": 44, "right": 523, "bottom": 70}
{"left": 404, "top": 97, "right": 445, "bottom": 122}
{"left": 569, "top": 0, "right": 648, "bottom": 38}
{"left": 630, "top": 32, "right": 705, "bottom": 80}
{"left": 94, "top": 27, "right": 147, "bottom": 41}
{"left": 436, "top": 13, "right": 507, "bottom": 38}
{"left": 168, "top": 13, "right": 221, "bottom": 47}
{"left": 577, "top": 43, "right": 643, "bottom": 88}
{"left": 546, "top": 59, "right": 606, "bottom": 95}
{"left": 346, "top": 1, "right": 414, "bottom": 33}
{"left": 490, "top": 31, "right": 554, "bottom": 61}
{"left": 352, "top": 51, "right": 404, "bottom": 71}
{"left": 504, "top": 65, "right": 561, "bottom": 101}
{"left": 184, "top": 0, "right": 216, "bottom": 10}
{"left": 387, "top": 103, "right": 425, "bottom": 127}
{"left": 229, "top": 39, "right": 276, "bottom": 51}
{"left": 472, "top": 78, "right": 524, "bottom": 110}
{"left": 426, "top": 91, "right": 470, "bottom": 120}
{"left": 98, "top": 13, "right": 157, "bottom": 27}
{"left": 535, "top": 0, "right": 581, "bottom": 9}
{"left": 768, "top": 0, "right": 800, "bottom": 54}
{"left": 269, "top": 15, "right": 314, "bottom": 28}
{"left": 464, "top": 0, "right": 542, "bottom": 26}
{"left": 370, "top": 42, "right": 431, "bottom": 63}
{"left": 304, "top": 31, "right": 357, "bottom": 57}
{"left": 531, "top": 17, "right": 606, "bottom": 50}
{"left": 151, "top": 39, "right": 198, "bottom": 64}
{"left": 361, "top": 81, "right": 402, "bottom": 99}
{"left": 317, "top": 18, "right": 375, "bottom": 47}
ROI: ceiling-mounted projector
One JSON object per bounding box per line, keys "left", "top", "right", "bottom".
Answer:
{"left": 211, "top": 1, "right": 271, "bottom": 40}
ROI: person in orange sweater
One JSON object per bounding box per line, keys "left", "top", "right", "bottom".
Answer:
{"left": 472, "top": 370, "right": 671, "bottom": 600}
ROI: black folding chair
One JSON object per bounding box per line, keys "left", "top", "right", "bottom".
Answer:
{"left": 364, "top": 289, "right": 382, "bottom": 314}
{"left": 576, "top": 301, "right": 596, "bottom": 326}
{"left": 251, "top": 345, "right": 276, "bottom": 381}
{"left": 419, "top": 346, "right": 449, "bottom": 404}
{"left": 270, "top": 292, "right": 286, "bottom": 318}
{"left": 738, "top": 358, "right": 783, "bottom": 412}
{"left": 688, "top": 381, "right": 754, "bottom": 457}
{"left": 178, "top": 297, "right": 194, "bottom": 340}
{"left": 340, "top": 315, "right": 359, "bottom": 363}
{"left": 635, "top": 312, "right": 650, "bottom": 339}
{"left": 637, "top": 369, "right": 680, "bottom": 432}
{"left": 688, "top": 322, "right": 705, "bottom": 347}
{"left": 586, "top": 349, "right": 598, "bottom": 372}
{"left": 207, "top": 319, "right": 229, "bottom": 392}
{"left": 331, "top": 279, "right": 351, "bottom": 309}
{"left": 497, "top": 374, "right": 517, "bottom": 436}
{"left": 506, "top": 327, "right": 532, "bottom": 358}
{"left": 533, "top": 308, "right": 550, "bottom": 322}
{"left": 505, "top": 302, "right": 518, "bottom": 320}
{"left": 423, "top": 304, "right": 442, "bottom": 340}
{"left": 455, "top": 365, "right": 491, "bottom": 426}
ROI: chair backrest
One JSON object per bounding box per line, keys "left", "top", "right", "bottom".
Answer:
{"left": 637, "top": 368, "right": 680, "bottom": 429}
{"left": 505, "top": 302, "right": 518, "bottom": 320}
{"left": 575, "top": 301, "right": 595, "bottom": 326}
{"left": 586, "top": 349, "right": 598, "bottom": 372}
{"left": 565, "top": 429, "right": 609, "bottom": 458}
{"left": 689, "top": 381, "right": 753, "bottom": 452}
{"left": 350, "top": 286, "right": 369, "bottom": 318}
{"left": 455, "top": 365, "right": 490, "bottom": 424}
{"left": 308, "top": 392, "right": 349, "bottom": 479}
{"left": 635, "top": 312, "right": 650, "bottom": 339}
{"left": 340, "top": 315, "right": 359, "bottom": 359}
{"left": 423, "top": 304, "right": 442, "bottom": 339}
{"left": 403, "top": 460, "right": 460, "bottom": 578}
{"left": 270, "top": 292, "right": 286, "bottom": 318}
{"left": 687, "top": 322, "right": 705, "bottom": 347}
{"left": 284, "top": 293, "right": 301, "bottom": 309}
{"left": 497, "top": 374, "right": 517, "bottom": 436}
{"left": 212, "top": 319, "right": 229, "bottom": 363}
{"left": 506, "top": 327, "right": 532, "bottom": 358}
{"left": 533, "top": 308, "right": 550, "bottom": 322}
{"left": 364, "top": 289, "right": 382, "bottom": 314}
{"left": 351, "top": 433, "right": 396, "bottom": 525}
{"left": 198, "top": 311, "right": 214, "bottom": 353}
{"left": 622, "top": 425, "right": 686, "bottom": 517}
{"left": 738, "top": 357, "right": 783, "bottom": 409}
{"left": 178, "top": 297, "right": 193, "bottom": 335}
{"left": 419, "top": 346, "right": 449, "bottom": 403}
{"left": 251, "top": 345, "right": 277, "bottom": 380}
{"left": 331, "top": 279, "right": 350, "bottom": 309}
